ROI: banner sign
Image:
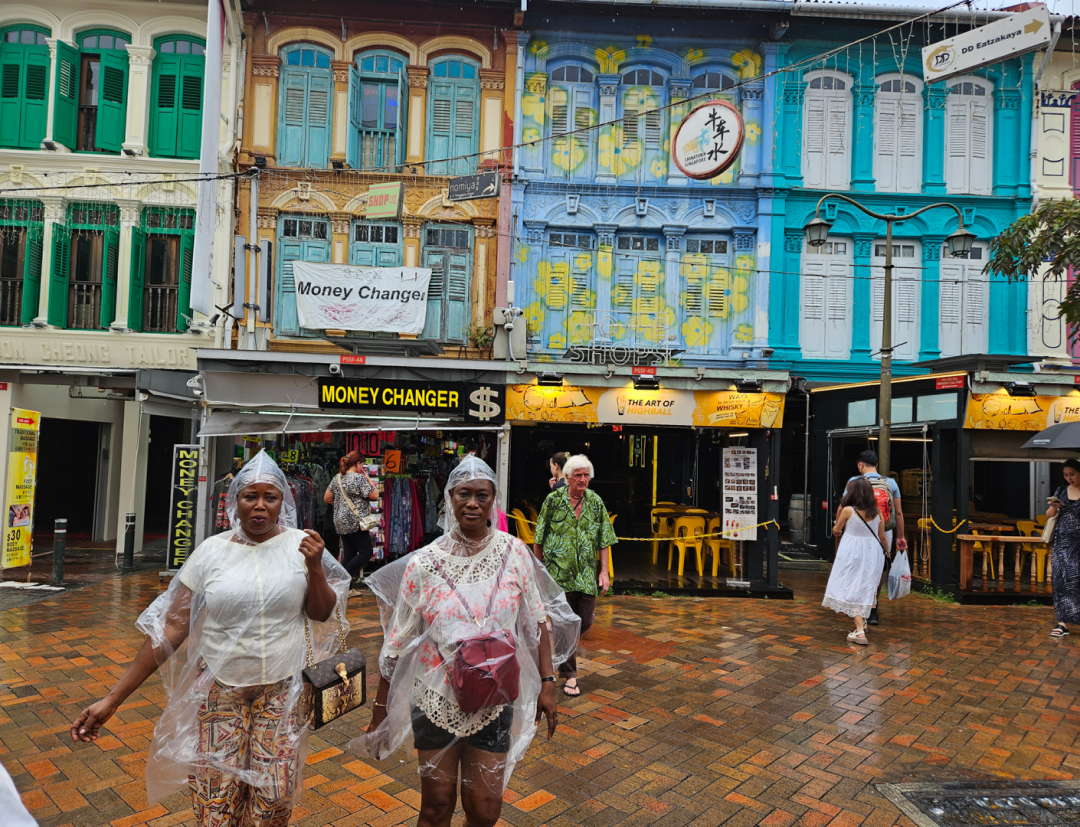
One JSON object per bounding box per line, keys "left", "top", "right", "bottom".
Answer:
{"left": 922, "top": 7, "right": 1050, "bottom": 85}
{"left": 507, "top": 385, "right": 784, "bottom": 428}
{"left": 965, "top": 393, "right": 1080, "bottom": 431}
{"left": 319, "top": 378, "right": 505, "bottom": 424}
{"left": 672, "top": 99, "right": 745, "bottom": 180}
{"left": 292, "top": 263, "right": 431, "bottom": 333}
{"left": 3, "top": 408, "right": 40, "bottom": 569}
{"left": 365, "top": 182, "right": 403, "bottom": 219}
{"left": 167, "top": 445, "right": 200, "bottom": 570}
{"left": 448, "top": 172, "right": 500, "bottom": 202}
{"left": 723, "top": 447, "right": 758, "bottom": 541}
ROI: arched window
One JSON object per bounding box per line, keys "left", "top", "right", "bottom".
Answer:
{"left": 945, "top": 76, "right": 992, "bottom": 195}
{"left": 66, "top": 29, "right": 132, "bottom": 153}
{"left": 691, "top": 71, "right": 736, "bottom": 94}
{"left": 149, "top": 35, "right": 206, "bottom": 159}
{"left": 548, "top": 62, "right": 596, "bottom": 181}
{"left": 874, "top": 74, "right": 923, "bottom": 194}
{"left": 427, "top": 55, "right": 480, "bottom": 175}
{"left": 0, "top": 25, "right": 50, "bottom": 149}
{"left": 278, "top": 43, "right": 334, "bottom": 168}
{"left": 349, "top": 49, "right": 407, "bottom": 170}
{"left": 621, "top": 67, "right": 664, "bottom": 150}
{"left": 802, "top": 71, "right": 852, "bottom": 190}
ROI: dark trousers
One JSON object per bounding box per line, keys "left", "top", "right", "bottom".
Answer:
{"left": 341, "top": 531, "right": 373, "bottom": 576}
{"left": 560, "top": 591, "right": 596, "bottom": 679}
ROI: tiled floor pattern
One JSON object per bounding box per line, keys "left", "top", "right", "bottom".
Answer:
{"left": 3, "top": 569, "right": 1080, "bottom": 826}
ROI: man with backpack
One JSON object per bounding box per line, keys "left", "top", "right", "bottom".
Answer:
{"left": 837, "top": 449, "right": 907, "bottom": 626}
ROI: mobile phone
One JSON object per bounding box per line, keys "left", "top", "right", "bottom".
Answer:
{"left": 1048, "top": 496, "right": 1063, "bottom": 504}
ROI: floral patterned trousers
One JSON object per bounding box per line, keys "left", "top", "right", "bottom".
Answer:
{"left": 188, "top": 670, "right": 300, "bottom": 827}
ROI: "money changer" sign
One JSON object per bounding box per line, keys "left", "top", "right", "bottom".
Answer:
{"left": 318, "top": 378, "right": 505, "bottom": 424}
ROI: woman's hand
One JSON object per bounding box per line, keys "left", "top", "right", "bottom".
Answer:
{"left": 549, "top": 477, "right": 557, "bottom": 489}
{"left": 299, "top": 530, "right": 325, "bottom": 568}
{"left": 71, "top": 697, "right": 119, "bottom": 742}
{"left": 535, "top": 681, "right": 558, "bottom": 740}
{"left": 368, "top": 704, "right": 388, "bottom": 733}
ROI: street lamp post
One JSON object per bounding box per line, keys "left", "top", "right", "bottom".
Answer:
{"left": 804, "top": 195, "right": 975, "bottom": 477}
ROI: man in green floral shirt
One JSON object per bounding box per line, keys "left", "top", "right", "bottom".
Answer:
{"left": 534, "top": 455, "right": 617, "bottom": 697}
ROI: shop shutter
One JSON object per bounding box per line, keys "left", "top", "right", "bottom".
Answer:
{"left": 346, "top": 65, "right": 361, "bottom": 169}
{"left": 444, "top": 251, "right": 470, "bottom": 343}
{"left": 306, "top": 70, "right": 331, "bottom": 168}
{"left": 278, "top": 69, "right": 308, "bottom": 168}
{"left": 177, "top": 55, "right": 204, "bottom": 159}
{"left": 874, "top": 98, "right": 898, "bottom": 191}
{"left": 95, "top": 50, "right": 128, "bottom": 152}
{"left": 99, "top": 226, "right": 120, "bottom": 328}
{"left": 176, "top": 230, "right": 194, "bottom": 331}
{"left": 149, "top": 53, "right": 180, "bottom": 157}
{"left": 20, "top": 223, "right": 42, "bottom": 324}
{"left": 969, "top": 99, "right": 990, "bottom": 195}
{"left": 423, "top": 248, "right": 445, "bottom": 339}
{"left": 53, "top": 41, "right": 79, "bottom": 150}
{"left": 127, "top": 226, "right": 145, "bottom": 331}
{"left": 803, "top": 95, "right": 827, "bottom": 188}
{"left": 47, "top": 223, "right": 69, "bottom": 327}
{"left": 825, "top": 97, "right": 850, "bottom": 190}
{"left": 945, "top": 99, "right": 969, "bottom": 193}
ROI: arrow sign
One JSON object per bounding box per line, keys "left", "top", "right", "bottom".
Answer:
{"left": 922, "top": 6, "right": 1051, "bottom": 85}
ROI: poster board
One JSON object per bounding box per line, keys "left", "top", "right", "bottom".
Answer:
{"left": 722, "top": 447, "right": 757, "bottom": 542}
{"left": 2, "top": 408, "right": 40, "bottom": 569}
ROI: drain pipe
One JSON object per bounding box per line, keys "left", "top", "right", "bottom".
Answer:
{"left": 513, "top": 34, "right": 525, "bottom": 179}
{"left": 246, "top": 172, "right": 259, "bottom": 349}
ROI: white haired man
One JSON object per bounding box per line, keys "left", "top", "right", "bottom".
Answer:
{"left": 533, "top": 454, "right": 617, "bottom": 697}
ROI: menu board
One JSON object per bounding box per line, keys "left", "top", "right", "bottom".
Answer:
{"left": 722, "top": 447, "right": 758, "bottom": 542}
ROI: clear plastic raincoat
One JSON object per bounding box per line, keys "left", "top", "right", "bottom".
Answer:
{"left": 138, "top": 451, "right": 350, "bottom": 805}
{"left": 352, "top": 456, "right": 580, "bottom": 789}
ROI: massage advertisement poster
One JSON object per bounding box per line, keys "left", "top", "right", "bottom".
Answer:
{"left": 3, "top": 408, "right": 40, "bottom": 569}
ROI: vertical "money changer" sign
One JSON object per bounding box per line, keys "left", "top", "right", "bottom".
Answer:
{"left": 167, "top": 445, "right": 200, "bottom": 570}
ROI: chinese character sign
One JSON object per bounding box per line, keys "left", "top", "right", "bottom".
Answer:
{"left": 672, "top": 99, "right": 745, "bottom": 180}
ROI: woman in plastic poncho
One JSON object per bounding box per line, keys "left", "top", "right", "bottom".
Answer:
{"left": 70, "top": 451, "right": 350, "bottom": 826}
{"left": 356, "top": 456, "right": 580, "bottom": 827}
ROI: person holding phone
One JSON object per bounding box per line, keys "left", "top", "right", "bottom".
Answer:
{"left": 1047, "top": 459, "right": 1080, "bottom": 638}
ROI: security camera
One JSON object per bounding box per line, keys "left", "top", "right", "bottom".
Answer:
{"left": 504, "top": 319, "right": 514, "bottom": 333}
{"left": 328, "top": 363, "right": 342, "bottom": 376}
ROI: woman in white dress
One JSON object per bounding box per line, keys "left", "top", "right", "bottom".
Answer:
{"left": 823, "top": 477, "right": 889, "bottom": 645}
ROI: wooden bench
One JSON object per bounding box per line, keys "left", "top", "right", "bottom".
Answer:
{"left": 958, "top": 535, "right": 1052, "bottom": 594}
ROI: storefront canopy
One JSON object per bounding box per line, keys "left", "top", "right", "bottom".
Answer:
{"left": 199, "top": 410, "right": 505, "bottom": 437}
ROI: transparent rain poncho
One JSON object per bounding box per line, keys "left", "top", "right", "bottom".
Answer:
{"left": 137, "top": 450, "right": 350, "bottom": 805}
{"left": 352, "top": 456, "right": 581, "bottom": 790}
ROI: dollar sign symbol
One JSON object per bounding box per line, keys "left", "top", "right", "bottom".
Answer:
{"left": 468, "top": 387, "right": 501, "bottom": 421}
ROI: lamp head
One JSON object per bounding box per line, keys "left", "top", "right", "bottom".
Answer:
{"left": 804, "top": 216, "right": 833, "bottom": 248}
{"left": 946, "top": 228, "right": 976, "bottom": 258}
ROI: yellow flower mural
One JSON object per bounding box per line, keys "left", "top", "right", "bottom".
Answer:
{"left": 623, "top": 86, "right": 660, "bottom": 113}
{"left": 568, "top": 310, "right": 595, "bottom": 344}
{"left": 515, "top": 243, "right": 528, "bottom": 264}
{"left": 684, "top": 47, "right": 707, "bottom": 65}
{"left": 680, "top": 253, "right": 708, "bottom": 284}
{"left": 681, "top": 316, "right": 714, "bottom": 347}
{"left": 732, "top": 49, "right": 762, "bottom": 79}
{"left": 631, "top": 302, "right": 676, "bottom": 343}
{"left": 524, "top": 302, "right": 546, "bottom": 335}
{"left": 650, "top": 158, "right": 666, "bottom": 178}
{"left": 536, "top": 262, "right": 570, "bottom": 310}
{"left": 598, "top": 124, "right": 641, "bottom": 176}
{"left": 636, "top": 35, "right": 653, "bottom": 48}
{"left": 548, "top": 332, "right": 567, "bottom": 350}
{"left": 574, "top": 252, "right": 592, "bottom": 272}
{"left": 746, "top": 123, "right": 762, "bottom": 144}
{"left": 522, "top": 76, "right": 547, "bottom": 120}
{"left": 735, "top": 254, "right": 755, "bottom": 273}
{"left": 553, "top": 136, "right": 588, "bottom": 171}
{"left": 597, "top": 247, "right": 612, "bottom": 280}
{"left": 705, "top": 274, "right": 749, "bottom": 318}
{"left": 735, "top": 323, "right": 754, "bottom": 342}
{"left": 529, "top": 40, "right": 548, "bottom": 56}
{"left": 634, "top": 259, "right": 663, "bottom": 291}
{"left": 595, "top": 46, "right": 627, "bottom": 74}
{"left": 522, "top": 127, "right": 541, "bottom": 145}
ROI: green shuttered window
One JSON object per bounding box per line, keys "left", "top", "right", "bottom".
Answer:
{"left": 149, "top": 36, "right": 205, "bottom": 159}
{"left": 0, "top": 201, "right": 45, "bottom": 326}
{"left": 0, "top": 26, "right": 50, "bottom": 150}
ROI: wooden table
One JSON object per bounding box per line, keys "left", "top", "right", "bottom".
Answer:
{"left": 968, "top": 522, "right": 1016, "bottom": 533}
{"left": 958, "top": 534, "right": 1051, "bottom": 594}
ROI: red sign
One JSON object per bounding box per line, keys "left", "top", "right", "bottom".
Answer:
{"left": 0, "top": 383, "right": 7, "bottom": 390}
{"left": 340, "top": 355, "right": 366, "bottom": 364}
{"left": 15, "top": 417, "right": 33, "bottom": 425}
{"left": 631, "top": 366, "right": 657, "bottom": 376}
{"left": 1073, "top": 375, "right": 1080, "bottom": 384}
{"left": 612, "top": 425, "right": 623, "bottom": 432}
{"left": 936, "top": 375, "right": 965, "bottom": 390}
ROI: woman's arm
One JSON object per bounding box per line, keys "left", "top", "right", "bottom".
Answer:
{"left": 832, "top": 506, "right": 852, "bottom": 535}
{"left": 366, "top": 475, "right": 379, "bottom": 501}
{"left": 71, "top": 586, "right": 192, "bottom": 742}
{"left": 323, "top": 485, "right": 335, "bottom": 505}
{"left": 300, "top": 531, "right": 337, "bottom": 622}
{"left": 534, "top": 622, "right": 558, "bottom": 739}
{"left": 878, "top": 519, "right": 889, "bottom": 554}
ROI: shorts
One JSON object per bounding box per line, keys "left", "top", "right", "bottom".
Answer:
{"left": 410, "top": 705, "right": 514, "bottom": 754}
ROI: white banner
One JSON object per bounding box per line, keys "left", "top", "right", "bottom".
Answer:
{"left": 291, "top": 263, "right": 432, "bottom": 334}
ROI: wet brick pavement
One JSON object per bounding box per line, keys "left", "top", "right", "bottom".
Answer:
{"left": 3, "top": 569, "right": 1080, "bottom": 827}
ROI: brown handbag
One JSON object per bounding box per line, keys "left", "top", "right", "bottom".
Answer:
{"left": 300, "top": 606, "right": 367, "bottom": 730}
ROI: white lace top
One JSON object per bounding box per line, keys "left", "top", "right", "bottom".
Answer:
{"left": 381, "top": 533, "right": 547, "bottom": 736}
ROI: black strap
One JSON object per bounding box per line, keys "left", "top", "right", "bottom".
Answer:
{"left": 852, "top": 509, "right": 888, "bottom": 556}
{"left": 428, "top": 540, "right": 511, "bottom": 624}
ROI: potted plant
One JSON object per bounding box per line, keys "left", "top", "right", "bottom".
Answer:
{"left": 467, "top": 321, "right": 494, "bottom": 356}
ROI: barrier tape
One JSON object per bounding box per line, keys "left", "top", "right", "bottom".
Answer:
{"left": 510, "top": 515, "right": 781, "bottom": 543}
{"left": 927, "top": 518, "right": 968, "bottom": 534}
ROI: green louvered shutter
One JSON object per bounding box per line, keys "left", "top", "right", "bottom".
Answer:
{"left": 21, "top": 47, "right": 48, "bottom": 148}
{"left": 149, "top": 53, "right": 179, "bottom": 157}
{"left": 21, "top": 224, "right": 43, "bottom": 323}
{"left": 96, "top": 50, "right": 128, "bottom": 152}
{"left": 176, "top": 230, "right": 193, "bottom": 331}
{"left": 177, "top": 55, "right": 203, "bottom": 159}
{"left": 53, "top": 41, "right": 79, "bottom": 150}
{"left": 47, "top": 223, "right": 69, "bottom": 327}
{"left": 0, "top": 46, "right": 22, "bottom": 148}
{"left": 128, "top": 227, "right": 145, "bottom": 331}
{"left": 100, "top": 226, "right": 119, "bottom": 328}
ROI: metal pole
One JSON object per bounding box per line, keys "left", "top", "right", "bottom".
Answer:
{"left": 879, "top": 219, "right": 893, "bottom": 478}
{"left": 123, "top": 513, "right": 136, "bottom": 572}
{"left": 51, "top": 518, "right": 66, "bottom": 587}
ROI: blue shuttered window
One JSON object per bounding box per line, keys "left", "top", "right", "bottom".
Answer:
{"left": 277, "top": 45, "right": 333, "bottom": 169}
{"left": 426, "top": 57, "right": 479, "bottom": 175}
{"left": 422, "top": 225, "right": 472, "bottom": 343}
{"left": 348, "top": 220, "right": 402, "bottom": 339}
{"left": 348, "top": 50, "right": 407, "bottom": 171}
{"left": 274, "top": 215, "right": 330, "bottom": 337}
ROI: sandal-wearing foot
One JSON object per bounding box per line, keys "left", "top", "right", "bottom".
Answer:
{"left": 846, "top": 630, "right": 868, "bottom": 645}
{"left": 562, "top": 682, "right": 581, "bottom": 697}
{"left": 1051, "top": 624, "right": 1069, "bottom": 638}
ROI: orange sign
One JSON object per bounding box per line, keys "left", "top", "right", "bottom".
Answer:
{"left": 384, "top": 449, "right": 403, "bottom": 474}
{"left": 964, "top": 393, "right": 1080, "bottom": 430}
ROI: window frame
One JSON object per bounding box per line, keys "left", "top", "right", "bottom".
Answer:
{"left": 546, "top": 61, "right": 598, "bottom": 181}
{"left": 0, "top": 24, "right": 51, "bottom": 150}
{"left": 801, "top": 69, "right": 853, "bottom": 191}
{"left": 148, "top": 34, "right": 206, "bottom": 159}
{"left": 944, "top": 74, "right": 993, "bottom": 196}
{"left": 277, "top": 42, "right": 335, "bottom": 169}
{"left": 349, "top": 48, "right": 408, "bottom": 171}
{"left": 64, "top": 203, "right": 120, "bottom": 331}
{"left": 0, "top": 199, "right": 44, "bottom": 326}
{"left": 619, "top": 65, "right": 666, "bottom": 153}
{"left": 873, "top": 72, "right": 924, "bottom": 194}
{"left": 426, "top": 54, "right": 481, "bottom": 175}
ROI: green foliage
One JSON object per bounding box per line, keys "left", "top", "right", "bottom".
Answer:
{"left": 467, "top": 322, "right": 494, "bottom": 349}
{"left": 988, "top": 200, "right": 1080, "bottom": 339}
{"left": 915, "top": 583, "right": 957, "bottom": 604}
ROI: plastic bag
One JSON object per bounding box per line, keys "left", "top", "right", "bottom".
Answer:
{"left": 888, "top": 550, "right": 912, "bottom": 600}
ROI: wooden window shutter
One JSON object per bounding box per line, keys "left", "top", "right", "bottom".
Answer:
{"left": 874, "top": 99, "right": 898, "bottom": 191}
{"left": 149, "top": 53, "right": 180, "bottom": 157}
{"left": 428, "top": 81, "right": 454, "bottom": 174}
{"left": 445, "top": 252, "right": 470, "bottom": 343}
{"left": 127, "top": 226, "right": 145, "bottom": 331}
{"left": 277, "top": 69, "right": 308, "bottom": 168}
{"left": 945, "top": 99, "right": 969, "bottom": 193}
{"left": 47, "top": 223, "right": 69, "bottom": 327}
{"left": 21, "top": 48, "right": 48, "bottom": 149}
{"left": 176, "top": 55, "right": 204, "bottom": 159}
{"left": 100, "top": 226, "right": 120, "bottom": 328}
{"left": 53, "top": 41, "right": 80, "bottom": 150}
{"left": 897, "top": 99, "right": 920, "bottom": 193}
{"left": 452, "top": 84, "right": 476, "bottom": 175}
{"left": 305, "top": 71, "right": 331, "bottom": 168}
{"left": 95, "top": 50, "right": 128, "bottom": 152}
{"left": 803, "top": 95, "right": 827, "bottom": 188}
{"left": 21, "top": 223, "right": 43, "bottom": 324}
{"left": 826, "top": 96, "right": 849, "bottom": 189}
{"left": 423, "top": 248, "right": 446, "bottom": 340}
{"left": 346, "top": 65, "right": 361, "bottom": 169}
{"left": 969, "top": 99, "right": 990, "bottom": 195}
{"left": 274, "top": 239, "right": 303, "bottom": 337}
{"left": 176, "top": 230, "right": 194, "bottom": 331}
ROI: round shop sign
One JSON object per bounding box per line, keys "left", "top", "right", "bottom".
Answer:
{"left": 671, "top": 99, "right": 745, "bottom": 180}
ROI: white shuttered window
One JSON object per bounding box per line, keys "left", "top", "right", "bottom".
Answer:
{"left": 874, "top": 76, "right": 923, "bottom": 194}
{"left": 945, "top": 78, "right": 992, "bottom": 196}
{"left": 870, "top": 241, "right": 921, "bottom": 361}
{"left": 938, "top": 243, "right": 988, "bottom": 357}
{"left": 801, "top": 240, "right": 853, "bottom": 358}
{"left": 802, "top": 72, "right": 852, "bottom": 190}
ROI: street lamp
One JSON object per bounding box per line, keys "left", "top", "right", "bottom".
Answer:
{"left": 802, "top": 194, "right": 973, "bottom": 477}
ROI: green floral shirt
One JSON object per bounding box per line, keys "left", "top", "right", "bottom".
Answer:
{"left": 535, "top": 488, "right": 618, "bottom": 596}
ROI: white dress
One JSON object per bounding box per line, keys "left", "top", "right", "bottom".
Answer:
{"left": 823, "top": 510, "right": 886, "bottom": 618}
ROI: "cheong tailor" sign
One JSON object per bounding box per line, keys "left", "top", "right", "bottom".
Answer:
{"left": 292, "top": 263, "right": 431, "bottom": 334}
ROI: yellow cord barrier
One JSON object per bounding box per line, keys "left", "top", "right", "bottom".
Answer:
{"left": 927, "top": 518, "right": 968, "bottom": 534}
{"left": 512, "top": 515, "right": 781, "bottom": 543}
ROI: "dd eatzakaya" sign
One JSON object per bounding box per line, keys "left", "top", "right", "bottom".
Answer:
{"left": 291, "top": 263, "right": 431, "bottom": 334}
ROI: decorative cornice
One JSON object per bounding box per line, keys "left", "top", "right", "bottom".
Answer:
{"left": 595, "top": 223, "right": 618, "bottom": 248}
{"left": 42, "top": 199, "right": 68, "bottom": 221}
{"left": 479, "top": 69, "right": 505, "bottom": 91}
{"left": 922, "top": 238, "right": 944, "bottom": 262}
{"left": 1042, "top": 91, "right": 1078, "bottom": 109}
{"left": 252, "top": 54, "right": 281, "bottom": 78}
{"left": 783, "top": 228, "right": 803, "bottom": 253}
{"left": 403, "top": 218, "right": 423, "bottom": 238}
{"left": 782, "top": 83, "right": 805, "bottom": 106}
{"left": 257, "top": 207, "right": 280, "bottom": 230}
{"left": 332, "top": 60, "right": 352, "bottom": 84}
{"left": 854, "top": 84, "right": 875, "bottom": 107}
{"left": 669, "top": 77, "right": 692, "bottom": 99}
{"left": 329, "top": 211, "right": 351, "bottom": 235}
{"left": 853, "top": 235, "right": 874, "bottom": 258}
{"left": 117, "top": 200, "right": 142, "bottom": 224}
{"left": 995, "top": 88, "right": 1022, "bottom": 110}
{"left": 924, "top": 85, "right": 947, "bottom": 110}
{"left": 525, "top": 75, "right": 546, "bottom": 95}
{"left": 125, "top": 46, "right": 155, "bottom": 67}
{"left": 474, "top": 222, "right": 497, "bottom": 238}
{"left": 407, "top": 65, "right": 429, "bottom": 89}
{"left": 742, "top": 87, "right": 764, "bottom": 102}
{"left": 734, "top": 230, "right": 755, "bottom": 250}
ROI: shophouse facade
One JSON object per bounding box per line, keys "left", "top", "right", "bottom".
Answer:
{"left": 0, "top": 0, "right": 241, "bottom": 557}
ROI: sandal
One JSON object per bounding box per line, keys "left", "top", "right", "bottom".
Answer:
{"left": 1051, "top": 624, "right": 1069, "bottom": 638}
{"left": 562, "top": 681, "right": 582, "bottom": 697}
{"left": 846, "top": 630, "right": 868, "bottom": 646}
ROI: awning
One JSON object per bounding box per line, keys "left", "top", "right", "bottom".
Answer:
{"left": 199, "top": 410, "right": 504, "bottom": 437}
{"left": 969, "top": 430, "right": 1080, "bottom": 461}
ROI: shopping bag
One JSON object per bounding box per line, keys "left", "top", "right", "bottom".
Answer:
{"left": 888, "top": 550, "right": 912, "bottom": 600}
